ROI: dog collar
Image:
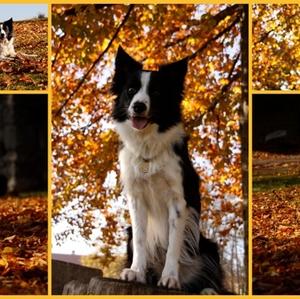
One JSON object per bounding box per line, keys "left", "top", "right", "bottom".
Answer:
{"left": 140, "top": 158, "right": 150, "bottom": 174}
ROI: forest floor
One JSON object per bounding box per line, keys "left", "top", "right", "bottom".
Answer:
{"left": 0, "top": 18, "right": 48, "bottom": 90}
{"left": 0, "top": 195, "right": 47, "bottom": 295}
{"left": 253, "top": 151, "right": 300, "bottom": 295}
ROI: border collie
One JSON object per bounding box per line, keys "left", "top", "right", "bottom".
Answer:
{"left": 0, "top": 18, "right": 16, "bottom": 59}
{"left": 112, "top": 46, "right": 223, "bottom": 294}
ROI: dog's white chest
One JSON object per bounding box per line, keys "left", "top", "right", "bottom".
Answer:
{"left": 119, "top": 145, "right": 184, "bottom": 218}
{"left": 0, "top": 38, "right": 15, "bottom": 58}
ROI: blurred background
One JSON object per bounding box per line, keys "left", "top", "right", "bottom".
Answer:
{"left": 0, "top": 94, "right": 47, "bottom": 195}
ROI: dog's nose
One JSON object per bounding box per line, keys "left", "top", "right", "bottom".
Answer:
{"left": 133, "top": 102, "right": 147, "bottom": 114}
{"left": 0, "top": 33, "right": 4, "bottom": 39}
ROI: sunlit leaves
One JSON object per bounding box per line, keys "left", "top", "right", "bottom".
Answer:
{"left": 253, "top": 4, "right": 300, "bottom": 90}
{"left": 51, "top": 5, "right": 244, "bottom": 292}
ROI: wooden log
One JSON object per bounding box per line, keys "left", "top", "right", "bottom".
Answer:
{"left": 52, "top": 260, "right": 102, "bottom": 295}
{"left": 63, "top": 276, "right": 192, "bottom": 295}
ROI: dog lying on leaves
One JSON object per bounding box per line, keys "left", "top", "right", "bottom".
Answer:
{"left": 0, "top": 18, "right": 16, "bottom": 59}
{"left": 112, "top": 46, "right": 224, "bottom": 294}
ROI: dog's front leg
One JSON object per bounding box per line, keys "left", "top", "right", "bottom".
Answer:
{"left": 158, "top": 200, "right": 187, "bottom": 289}
{"left": 121, "top": 194, "right": 147, "bottom": 283}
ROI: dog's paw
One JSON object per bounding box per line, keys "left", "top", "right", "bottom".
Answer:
{"left": 120, "top": 268, "right": 145, "bottom": 283}
{"left": 200, "top": 288, "right": 218, "bottom": 295}
{"left": 158, "top": 275, "right": 181, "bottom": 289}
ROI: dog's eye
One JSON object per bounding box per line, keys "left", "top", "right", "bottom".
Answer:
{"left": 128, "top": 87, "right": 137, "bottom": 96}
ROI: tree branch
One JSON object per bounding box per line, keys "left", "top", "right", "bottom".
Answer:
{"left": 187, "top": 53, "right": 241, "bottom": 128}
{"left": 165, "top": 4, "right": 242, "bottom": 48}
{"left": 188, "top": 14, "right": 241, "bottom": 61}
{"left": 253, "top": 11, "right": 298, "bottom": 45}
{"left": 54, "top": 4, "right": 134, "bottom": 118}
{"left": 52, "top": 33, "right": 66, "bottom": 68}
{"left": 62, "top": 4, "right": 114, "bottom": 17}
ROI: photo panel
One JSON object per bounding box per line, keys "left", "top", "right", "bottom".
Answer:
{"left": 0, "top": 94, "right": 48, "bottom": 294}
{"left": 252, "top": 94, "right": 300, "bottom": 295}
{"left": 0, "top": 4, "right": 48, "bottom": 90}
{"left": 252, "top": 4, "right": 300, "bottom": 90}
{"left": 51, "top": 4, "right": 248, "bottom": 295}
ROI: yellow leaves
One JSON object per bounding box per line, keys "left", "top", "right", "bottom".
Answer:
{"left": 253, "top": 4, "right": 300, "bottom": 90}
{"left": 220, "top": 175, "right": 227, "bottom": 184}
{"left": 0, "top": 257, "right": 8, "bottom": 268}
{"left": 84, "top": 139, "right": 99, "bottom": 152}
{"left": 55, "top": 7, "right": 63, "bottom": 14}
{"left": 102, "top": 38, "right": 110, "bottom": 51}
{"left": 2, "top": 247, "right": 14, "bottom": 254}
{"left": 232, "top": 86, "right": 241, "bottom": 94}
{"left": 0, "top": 256, "right": 9, "bottom": 276}
{"left": 52, "top": 4, "right": 244, "bottom": 267}
{"left": 219, "top": 78, "right": 229, "bottom": 85}
{"left": 100, "top": 130, "right": 112, "bottom": 143}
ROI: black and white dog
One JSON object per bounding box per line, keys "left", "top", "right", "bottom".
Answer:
{"left": 0, "top": 18, "right": 16, "bottom": 59}
{"left": 112, "top": 46, "right": 223, "bottom": 294}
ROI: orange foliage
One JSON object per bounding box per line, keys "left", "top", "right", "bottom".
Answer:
{"left": 252, "top": 4, "right": 300, "bottom": 90}
{"left": 51, "top": 4, "right": 246, "bottom": 293}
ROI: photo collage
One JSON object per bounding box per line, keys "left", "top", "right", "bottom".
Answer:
{"left": 0, "top": 3, "right": 299, "bottom": 297}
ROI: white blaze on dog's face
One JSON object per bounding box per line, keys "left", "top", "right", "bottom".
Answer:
{"left": 127, "top": 72, "right": 151, "bottom": 130}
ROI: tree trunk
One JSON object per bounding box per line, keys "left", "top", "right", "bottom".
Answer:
{"left": 240, "top": 4, "right": 249, "bottom": 295}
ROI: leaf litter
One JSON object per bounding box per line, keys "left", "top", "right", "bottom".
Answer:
{"left": 253, "top": 151, "right": 300, "bottom": 295}
{"left": 0, "top": 196, "right": 47, "bottom": 295}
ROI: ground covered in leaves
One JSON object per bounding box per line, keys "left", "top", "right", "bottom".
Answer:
{"left": 0, "top": 196, "right": 47, "bottom": 295}
{"left": 253, "top": 151, "right": 300, "bottom": 295}
{"left": 0, "top": 18, "right": 48, "bottom": 90}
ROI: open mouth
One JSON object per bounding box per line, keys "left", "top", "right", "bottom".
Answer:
{"left": 130, "top": 116, "right": 149, "bottom": 130}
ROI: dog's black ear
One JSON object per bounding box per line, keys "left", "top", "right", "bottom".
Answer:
{"left": 159, "top": 58, "right": 188, "bottom": 81}
{"left": 159, "top": 58, "right": 188, "bottom": 93}
{"left": 111, "top": 46, "right": 142, "bottom": 95}
{"left": 115, "top": 46, "right": 142, "bottom": 71}
{"left": 3, "top": 18, "right": 13, "bottom": 40}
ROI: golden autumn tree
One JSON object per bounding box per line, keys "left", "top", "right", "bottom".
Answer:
{"left": 52, "top": 4, "right": 247, "bottom": 293}
{"left": 252, "top": 4, "right": 300, "bottom": 90}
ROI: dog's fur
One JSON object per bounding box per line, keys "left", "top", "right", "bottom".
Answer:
{"left": 0, "top": 18, "right": 16, "bottom": 59}
{"left": 112, "top": 46, "right": 223, "bottom": 294}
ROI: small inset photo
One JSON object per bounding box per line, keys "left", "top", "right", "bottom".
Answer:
{"left": 253, "top": 94, "right": 300, "bottom": 295}
{"left": 252, "top": 4, "right": 300, "bottom": 90}
{"left": 0, "top": 5, "right": 48, "bottom": 90}
{"left": 0, "top": 95, "right": 48, "bottom": 295}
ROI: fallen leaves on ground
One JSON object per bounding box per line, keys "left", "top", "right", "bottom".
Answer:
{"left": 0, "top": 196, "right": 47, "bottom": 295}
{"left": 0, "top": 19, "right": 48, "bottom": 90}
{"left": 253, "top": 152, "right": 300, "bottom": 179}
{"left": 253, "top": 186, "right": 300, "bottom": 295}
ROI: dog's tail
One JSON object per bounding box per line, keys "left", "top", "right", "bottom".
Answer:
{"left": 197, "top": 234, "right": 225, "bottom": 294}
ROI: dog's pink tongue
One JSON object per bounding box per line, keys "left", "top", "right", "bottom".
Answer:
{"left": 131, "top": 117, "right": 148, "bottom": 130}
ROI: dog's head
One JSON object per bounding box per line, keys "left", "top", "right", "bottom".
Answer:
{"left": 112, "top": 46, "right": 188, "bottom": 132}
{"left": 0, "top": 18, "right": 13, "bottom": 42}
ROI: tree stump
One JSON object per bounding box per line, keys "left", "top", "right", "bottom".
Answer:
{"left": 52, "top": 260, "right": 102, "bottom": 295}
{"left": 63, "top": 276, "right": 191, "bottom": 295}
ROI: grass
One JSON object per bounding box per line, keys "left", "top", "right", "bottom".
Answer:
{"left": 253, "top": 175, "right": 300, "bottom": 192}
